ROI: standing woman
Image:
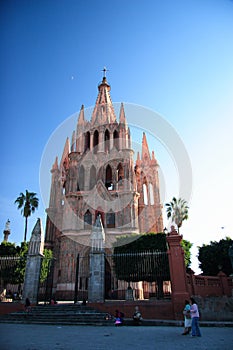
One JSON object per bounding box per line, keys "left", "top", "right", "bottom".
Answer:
{"left": 190, "top": 297, "right": 201, "bottom": 337}
{"left": 182, "top": 300, "right": 191, "bottom": 335}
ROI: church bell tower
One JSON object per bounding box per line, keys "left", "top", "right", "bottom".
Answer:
{"left": 44, "top": 72, "right": 163, "bottom": 299}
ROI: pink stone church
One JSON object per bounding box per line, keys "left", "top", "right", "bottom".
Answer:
{"left": 44, "top": 74, "right": 164, "bottom": 299}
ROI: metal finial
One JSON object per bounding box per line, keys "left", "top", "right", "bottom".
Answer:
{"left": 102, "top": 66, "right": 108, "bottom": 78}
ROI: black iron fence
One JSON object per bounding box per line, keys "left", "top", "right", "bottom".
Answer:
{"left": 0, "top": 256, "right": 25, "bottom": 301}
{"left": 73, "top": 251, "right": 171, "bottom": 302}
{"left": 106, "top": 251, "right": 171, "bottom": 300}
{"left": 38, "top": 257, "right": 55, "bottom": 303}
{"left": 1, "top": 251, "right": 171, "bottom": 303}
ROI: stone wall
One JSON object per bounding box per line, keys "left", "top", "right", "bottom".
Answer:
{"left": 193, "top": 295, "right": 233, "bottom": 321}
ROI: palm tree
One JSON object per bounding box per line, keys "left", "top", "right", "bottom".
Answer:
{"left": 165, "top": 197, "right": 189, "bottom": 233}
{"left": 15, "top": 190, "right": 39, "bottom": 242}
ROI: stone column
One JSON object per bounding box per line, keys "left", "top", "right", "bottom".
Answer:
{"left": 22, "top": 218, "right": 44, "bottom": 304}
{"left": 166, "top": 226, "right": 189, "bottom": 319}
{"left": 109, "top": 132, "right": 114, "bottom": 150}
{"left": 88, "top": 216, "right": 105, "bottom": 302}
{"left": 98, "top": 127, "right": 105, "bottom": 153}
{"left": 3, "top": 219, "right": 10, "bottom": 242}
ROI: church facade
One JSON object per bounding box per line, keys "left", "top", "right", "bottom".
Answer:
{"left": 44, "top": 74, "right": 163, "bottom": 299}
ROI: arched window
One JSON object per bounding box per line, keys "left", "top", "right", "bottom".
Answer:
{"left": 84, "top": 132, "right": 90, "bottom": 152}
{"left": 93, "top": 130, "right": 99, "bottom": 154}
{"left": 105, "top": 129, "right": 110, "bottom": 153}
{"left": 89, "top": 165, "right": 96, "bottom": 190}
{"left": 95, "top": 210, "right": 104, "bottom": 227}
{"left": 149, "top": 183, "right": 154, "bottom": 205}
{"left": 84, "top": 210, "right": 92, "bottom": 228}
{"left": 106, "top": 211, "right": 115, "bottom": 228}
{"left": 79, "top": 165, "right": 85, "bottom": 191}
{"left": 117, "top": 163, "right": 124, "bottom": 187}
{"left": 113, "top": 130, "right": 119, "bottom": 150}
{"left": 143, "top": 183, "right": 148, "bottom": 205}
{"left": 105, "top": 165, "right": 113, "bottom": 190}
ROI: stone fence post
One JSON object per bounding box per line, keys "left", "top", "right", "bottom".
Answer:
{"left": 88, "top": 215, "right": 105, "bottom": 302}
{"left": 166, "top": 226, "right": 189, "bottom": 319}
{"left": 22, "top": 218, "right": 44, "bottom": 304}
{"left": 218, "top": 271, "right": 230, "bottom": 296}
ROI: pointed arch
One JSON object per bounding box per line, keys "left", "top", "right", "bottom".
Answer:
{"left": 84, "top": 131, "right": 90, "bottom": 152}
{"left": 89, "top": 165, "right": 96, "bottom": 190}
{"left": 105, "top": 129, "right": 110, "bottom": 153}
{"left": 106, "top": 210, "right": 115, "bottom": 228}
{"left": 84, "top": 210, "right": 92, "bottom": 228}
{"left": 95, "top": 210, "right": 105, "bottom": 227}
{"left": 113, "top": 130, "right": 119, "bottom": 150}
{"left": 149, "top": 183, "right": 154, "bottom": 205}
{"left": 93, "top": 130, "right": 99, "bottom": 154}
{"left": 143, "top": 183, "right": 148, "bottom": 205}
{"left": 105, "top": 164, "right": 113, "bottom": 190}
{"left": 79, "top": 165, "right": 85, "bottom": 191}
{"left": 117, "top": 163, "right": 124, "bottom": 187}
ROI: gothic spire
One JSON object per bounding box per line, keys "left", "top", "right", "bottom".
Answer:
{"left": 119, "top": 102, "right": 126, "bottom": 124}
{"left": 90, "top": 214, "right": 105, "bottom": 251}
{"left": 151, "top": 150, "right": 158, "bottom": 165}
{"left": 71, "top": 130, "right": 76, "bottom": 152}
{"left": 77, "top": 105, "right": 85, "bottom": 131}
{"left": 51, "top": 156, "right": 58, "bottom": 171}
{"left": 136, "top": 151, "right": 140, "bottom": 164}
{"left": 141, "top": 132, "right": 151, "bottom": 161}
{"left": 60, "top": 137, "right": 70, "bottom": 168}
{"left": 28, "top": 218, "right": 44, "bottom": 256}
{"left": 91, "top": 71, "right": 116, "bottom": 126}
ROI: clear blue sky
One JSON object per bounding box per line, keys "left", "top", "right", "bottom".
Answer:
{"left": 1, "top": 0, "right": 233, "bottom": 272}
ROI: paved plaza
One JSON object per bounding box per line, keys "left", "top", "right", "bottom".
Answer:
{"left": 0, "top": 324, "right": 232, "bottom": 350}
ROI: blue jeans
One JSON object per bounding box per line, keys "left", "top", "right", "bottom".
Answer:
{"left": 191, "top": 317, "right": 201, "bottom": 336}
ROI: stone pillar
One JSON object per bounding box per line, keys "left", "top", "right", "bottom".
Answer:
{"left": 88, "top": 216, "right": 105, "bottom": 302}
{"left": 22, "top": 218, "right": 44, "bottom": 304}
{"left": 166, "top": 226, "right": 189, "bottom": 319}
{"left": 98, "top": 128, "right": 105, "bottom": 153}
{"left": 218, "top": 271, "right": 230, "bottom": 296}
{"left": 109, "top": 132, "right": 114, "bottom": 150}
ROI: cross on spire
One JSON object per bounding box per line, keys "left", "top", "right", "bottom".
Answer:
{"left": 102, "top": 66, "right": 108, "bottom": 78}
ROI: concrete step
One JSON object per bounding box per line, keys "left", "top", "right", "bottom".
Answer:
{"left": 0, "top": 304, "right": 114, "bottom": 326}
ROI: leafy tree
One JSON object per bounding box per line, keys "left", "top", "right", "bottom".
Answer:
{"left": 198, "top": 237, "right": 233, "bottom": 276}
{"left": 0, "top": 242, "right": 21, "bottom": 288}
{"left": 0, "top": 241, "right": 53, "bottom": 287}
{"left": 14, "top": 243, "right": 53, "bottom": 283}
{"left": 40, "top": 248, "right": 53, "bottom": 283}
{"left": 114, "top": 233, "right": 168, "bottom": 253}
{"left": 165, "top": 197, "right": 189, "bottom": 233}
{"left": 113, "top": 233, "right": 170, "bottom": 298}
{"left": 181, "top": 239, "right": 193, "bottom": 268}
{"left": 0, "top": 241, "right": 20, "bottom": 256}
{"left": 15, "top": 190, "right": 39, "bottom": 242}
{"left": 14, "top": 242, "right": 29, "bottom": 283}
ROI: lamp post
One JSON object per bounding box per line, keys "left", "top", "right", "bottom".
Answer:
{"left": 228, "top": 244, "right": 233, "bottom": 297}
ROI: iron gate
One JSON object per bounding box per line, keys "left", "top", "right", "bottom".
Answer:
{"left": 71, "top": 251, "right": 171, "bottom": 302}
{"left": 38, "top": 257, "right": 55, "bottom": 304}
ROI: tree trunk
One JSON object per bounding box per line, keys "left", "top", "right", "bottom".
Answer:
{"left": 24, "top": 216, "right": 28, "bottom": 242}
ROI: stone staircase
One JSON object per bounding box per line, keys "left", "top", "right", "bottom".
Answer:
{"left": 0, "top": 303, "right": 114, "bottom": 326}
